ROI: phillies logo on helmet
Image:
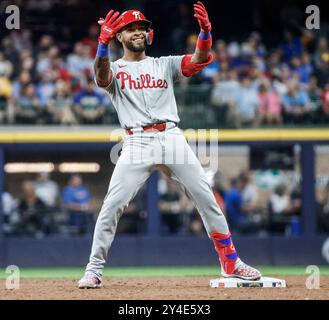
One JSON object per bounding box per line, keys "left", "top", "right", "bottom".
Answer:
{"left": 118, "top": 9, "right": 152, "bottom": 37}
{"left": 132, "top": 11, "right": 141, "bottom": 20}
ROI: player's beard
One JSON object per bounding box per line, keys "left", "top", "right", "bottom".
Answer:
{"left": 124, "top": 38, "right": 146, "bottom": 52}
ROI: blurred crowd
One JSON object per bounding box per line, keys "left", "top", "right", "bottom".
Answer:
{"left": 0, "top": 28, "right": 120, "bottom": 125}
{"left": 159, "top": 170, "right": 303, "bottom": 236}
{"left": 2, "top": 170, "right": 147, "bottom": 237}
{"left": 0, "top": 23, "right": 328, "bottom": 127}
{"left": 2, "top": 173, "right": 95, "bottom": 237}
{"left": 186, "top": 31, "right": 329, "bottom": 128}
{"left": 2, "top": 169, "right": 329, "bottom": 237}
{"left": 159, "top": 170, "right": 329, "bottom": 236}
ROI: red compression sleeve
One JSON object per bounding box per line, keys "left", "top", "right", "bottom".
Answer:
{"left": 197, "top": 31, "right": 212, "bottom": 51}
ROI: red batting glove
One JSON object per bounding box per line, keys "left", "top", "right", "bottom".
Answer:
{"left": 98, "top": 10, "right": 124, "bottom": 45}
{"left": 193, "top": 1, "right": 211, "bottom": 33}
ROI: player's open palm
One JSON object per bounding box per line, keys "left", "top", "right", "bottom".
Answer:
{"left": 193, "top": 1, "right": 211, "bottom": 33}
{"left": 98, "top": 10, "right": 124, "bottom": 45}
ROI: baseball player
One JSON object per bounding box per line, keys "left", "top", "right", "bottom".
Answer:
{"left": 78, "top": 2, "right": 261, "bottom": 289}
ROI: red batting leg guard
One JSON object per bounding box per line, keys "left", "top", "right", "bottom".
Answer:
{"left": 210, "top": 232, "right": 238, "bottom": 275}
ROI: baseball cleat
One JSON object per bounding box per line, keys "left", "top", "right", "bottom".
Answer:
{"left": 78, "top": 273, "right": 102, "bottom": 289}
{"left": 221, "top": 258, "right": 262, "bottom": 281}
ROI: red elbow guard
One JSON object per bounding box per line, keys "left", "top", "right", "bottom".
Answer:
{"left": 181, "top": 54, "right": 214, "bottom": 77}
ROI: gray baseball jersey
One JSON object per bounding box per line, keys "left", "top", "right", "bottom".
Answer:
{"left": 102, "top": 56, "right": 184, "bottom": 128}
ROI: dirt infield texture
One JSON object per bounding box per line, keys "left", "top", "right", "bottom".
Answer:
{"left": 0, "top": 276, "right": 328, "bottom": 300}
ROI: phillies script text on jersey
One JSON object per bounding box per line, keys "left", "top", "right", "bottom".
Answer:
{"left": 116, "top": 71, "right": 168, "bottom": 90}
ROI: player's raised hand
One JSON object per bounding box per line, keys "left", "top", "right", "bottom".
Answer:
{"left": 97, "top": 10, "right": 124, "bottom": 45}
{"left": 193, "top": 1, "right": 211, "bottom": 33}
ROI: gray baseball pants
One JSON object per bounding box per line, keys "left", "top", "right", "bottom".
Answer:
{"left": 86, "top": 125, "right": 229, "bottom": 276}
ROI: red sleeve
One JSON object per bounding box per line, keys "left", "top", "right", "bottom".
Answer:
{"left": 181, "top": 53, "right": 214, "bottom": 77}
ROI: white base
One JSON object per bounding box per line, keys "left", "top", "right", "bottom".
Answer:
{"left": 210, "top": 277, "right": 286, "bottom": 288}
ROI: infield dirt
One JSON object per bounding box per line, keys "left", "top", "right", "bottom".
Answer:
{"left": 0, "top": 276, "right": 328, "bottom": 300}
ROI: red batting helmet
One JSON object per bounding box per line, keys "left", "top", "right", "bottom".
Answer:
{"left": 117, "top": 10, "right": 152, "bottom": 32}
